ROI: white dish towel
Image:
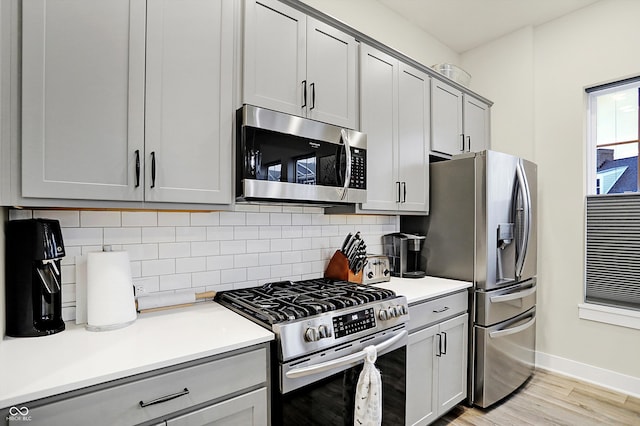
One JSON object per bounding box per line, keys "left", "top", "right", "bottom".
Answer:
{"left": 354, "top": 345, "right": 382, "bottom": 426}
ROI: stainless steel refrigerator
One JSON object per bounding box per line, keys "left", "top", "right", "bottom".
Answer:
{"left": 401, "top": 150, "right": 537, "bottom": 408}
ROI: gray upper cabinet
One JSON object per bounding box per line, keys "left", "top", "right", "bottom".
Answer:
{"left": 360, "top": 44, "right": 429, "bottom": 214}
{"left": 145, "top": 0, "right": 233, "bottom": 204}
{"left": 21, "top": 0, "right": 233, "bottom": 205}
{"left": 431, "top": 78, "right": 490, "bottom": 156}
{"left": 243, "top": 0, "right": 357, "bottom": 129}
{"left": 22, "top": 0, "right": 146, "bottom": 201}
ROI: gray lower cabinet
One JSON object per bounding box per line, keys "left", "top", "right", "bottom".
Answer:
{"left": 406, "top": 292, "right": 468, "bottom": 426}
{"left": 12, "top": 346, "right": 268, "bottom": 426}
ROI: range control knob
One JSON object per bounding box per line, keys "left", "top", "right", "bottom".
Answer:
{"left": 389, "top": 306, "right": 399, "bottom": 318}
{"left": 367, "top": 271, "right": 374, "bottom": 279}
{"left": 318, "top": 324, "right": 332, "bottom": 339}
{"left": 383, "top": 269, "right": 390, "bottom": 276}
{"left": 304, "top": 327, "right": 319, "bottom": 342}
{"left": 378, "top": 309, "right": 389, "bottom": 321}
{"left": 399, "top": 305, "right": 408, "bottom": 315}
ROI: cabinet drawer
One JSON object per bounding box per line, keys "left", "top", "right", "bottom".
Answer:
{"left": 409, "top": 291, "right": 468, "bottom": 332}
{"left": 25, "top": 347, "right": 267, "bottom": 426}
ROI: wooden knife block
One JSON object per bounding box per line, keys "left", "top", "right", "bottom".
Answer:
{"left": 324, "top": 250, "right": 363, "bottom": 283}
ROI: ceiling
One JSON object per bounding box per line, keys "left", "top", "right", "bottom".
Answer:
{"left": 378, "top": 0, "right": 600, "bottom": 53}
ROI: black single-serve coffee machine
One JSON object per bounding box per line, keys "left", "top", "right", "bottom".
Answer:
{"left": 6, "top": 218, "right": 66, "bottom": 337}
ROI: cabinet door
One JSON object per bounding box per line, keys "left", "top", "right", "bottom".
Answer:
{"left": 243, "top": 0, "right": 306, "bottom": 117}
{"left": 464, "top": 95, "right": 490, "bottom": 152}
{"left": 22, "top": 0, "right": 145, "bottom": 201}
{"left": 437, "top": 313, "right": 468, "bottom": 415}
{"left": 166, "top": 388, "right": 268, "bottom": 426}
{"left": 145, "top": 0, "right": 232, "bottom": 204}
{"left": 406, "top": 324, "right": 438, "bottom": 426}
{"left": 398, "top": 64, "right": 429, "bottom": 213}
{"left": 360, "top": 44, "right": 399, "bottom": 211}
{"left": 306, "top": 17, "right": 357, "bottom": 129}
{"left": 431, "top": 79, "right": 463, "bottom": 156}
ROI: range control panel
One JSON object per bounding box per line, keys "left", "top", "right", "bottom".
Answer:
{"left": 332, "top": 307, "right": 376, "bottom": 339}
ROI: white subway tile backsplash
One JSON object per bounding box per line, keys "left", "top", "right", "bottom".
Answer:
{"left": 81, "top": 211, "right": 121, "bottom": 227}
{"left": 245, "top": 239, "right": 271, "bottom": 254}
{"left": 291, "top": 214, "right": 312, "bottom": 226}
{"left": 206, "top": 226, "right": 235, "bottom": 241}
{"left": 221, "top": 268, "right": 247, "bottom": 284}
{"left": 246, "top": 212, "right": 270, "bottom": 226}
{"left": 176, "top": 257, "right": 206, "bottom": 273}
{"left": 12, "top": 207, "right": 397, "bottom": 314}
{"left": 191, "top": 241, "right": 220, "bottom": 257}
{"left": 270, "top": 213, "right": 291, "bottom": 226}
{"left": 142, "top": 227, "right": 175, "bottom": 243}
{"left": 234, "top": 226, "right": 259, "bottom": 240}
{"left": 220, "top": 212, "right": 246, "bottom": 226}
{"left": 190, "top": 212, "right": 220, "bottom": 226}
{"left": 158, "top": 212, "right": 190, "bottom": 227}
{"left": 175, "top": 226, "right": 206, "bottom": 242}
{"left": 62, "top": 228, "right": 103, "bottom": 246}
{"left": 234, "top": 253, "right": 260, "bottom": 268}
{"left": 192, "top": 270, "right": 221, "bottom": 287}
{"left": 220, "top": 240, "right": 246, "bottom": 255}
{"left": 34, "top": 210, "right": 80, "bottom": 227}
{"left": 158, "top": 242, "right": 191, "bottom": 259}
{"left": 123, "top": 244, "right": 158, "bottom": 261}
{"left": 259, "top": 226, "right": 281, "bottom": 239}
{"left": 206, "top": 255, "right": 235, "bottom": 271}
{"left": 104, "top": 227, "right": 141, "bottom": 245}
{"left": 159, "top": 274, "right": 192, "bottom": 291}
{"left": 141, "top": 259, "right": 175, "bottom": 276}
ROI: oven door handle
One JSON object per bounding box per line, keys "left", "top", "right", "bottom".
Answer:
{"left": 285, "top": 330, "right": 407, "bottom": 379}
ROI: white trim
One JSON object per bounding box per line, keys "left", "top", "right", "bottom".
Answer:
{"left": 578, "top": 303, "right": 640, "bottom": 330}
{"left": 536, "top": 351, "right": 640, "bottom": 398}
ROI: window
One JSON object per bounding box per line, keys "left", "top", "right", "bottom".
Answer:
{"left": 583, "top": 77, "right": 640, "bottom": 325}
{"left": 587, "top": 78, "right": 640, "bottom": 194}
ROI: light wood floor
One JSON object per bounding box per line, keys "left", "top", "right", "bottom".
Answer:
{"left": 433, "top": 369, "right": 640, "bottom": 426}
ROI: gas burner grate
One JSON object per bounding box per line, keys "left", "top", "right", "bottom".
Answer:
{"left": 215, "top": 278, "right": 397, "bottom": 324}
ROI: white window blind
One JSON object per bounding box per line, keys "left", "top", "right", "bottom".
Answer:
{"left": 586, "top": 194, "right": 640, "bottom": 310}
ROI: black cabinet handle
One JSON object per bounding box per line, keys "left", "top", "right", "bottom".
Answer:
{"left": 460, "top": 134, "right": 465, "bottom": 152}
{"left": 402, "top": 182, "right": 407, "bottom": 203}
{"left": 436, "top": 333, "right": 442, "bottom": 357}
{"left": 134, "top": 150, "right": 140, "bottom": 188}
{"left": 396, "top": 181, "right": 401, "bottom": 203}
{"left": 139, "top": 388, "right": 189, "bottom": 408}
{"left": 466, "top": 135, "right": 471, "bottom": 152}
{"left": 302, "top": 80, "right": 307, "bottom": 108}
{"left": 310, "top": 82, "right": 315, "bottom": 110}
{"left": 442, "top": 331, "right": 447, "bottom": 355}
{"left": 150, "top": 152, "right": 156, "bottom": 189}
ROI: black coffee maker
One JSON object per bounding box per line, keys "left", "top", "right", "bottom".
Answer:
{"left": 6, "top": 218, "right": 66, "bottom": 337}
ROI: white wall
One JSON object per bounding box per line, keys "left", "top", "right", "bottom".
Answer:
{"left": 463, "top": 0, "right": 640, "bottom": 382}
{"left": 301, "top": 0, "right": 459, "bottom": 69}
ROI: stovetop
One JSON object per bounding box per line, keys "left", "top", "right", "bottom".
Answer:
{"left": 215, "top": 278, "right": 397, "bottom": 325}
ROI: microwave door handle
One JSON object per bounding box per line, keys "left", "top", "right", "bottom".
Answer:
{"left": 285, "top": 330, "right": 407, "bottom": 379}
{"left": 515, "top": 160, "right": 532, "bottom": 278}
{"left": 340, "top": 129, "right": 352, "bottom": 200}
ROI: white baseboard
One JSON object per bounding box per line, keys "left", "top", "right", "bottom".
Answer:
{"left": 536, "top": 351, "right": 640, "bottom": 398}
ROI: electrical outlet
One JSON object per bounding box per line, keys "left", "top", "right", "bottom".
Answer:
{"left": 134, "top": 283, "right": 146, "bottom": 296}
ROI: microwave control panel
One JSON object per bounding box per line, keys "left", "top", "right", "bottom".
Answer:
{"left": 349, "top": 148, "right": 366, "bottom": 190}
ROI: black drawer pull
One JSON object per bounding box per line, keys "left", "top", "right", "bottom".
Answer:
{"left": 139, "top": 387, "right": 189, "bottom": 408}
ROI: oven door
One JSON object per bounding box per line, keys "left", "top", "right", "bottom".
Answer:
{"left": 276, "top": 328, "right": 407, "bottom": 425}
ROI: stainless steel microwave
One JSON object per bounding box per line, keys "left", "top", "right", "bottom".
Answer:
{"left": 236, "top": 105, "right": 367, "bottom": 204}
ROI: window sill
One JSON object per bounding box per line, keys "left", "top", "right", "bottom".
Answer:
{"left": 578, "top": 303, "right": 640, "bottom": 330}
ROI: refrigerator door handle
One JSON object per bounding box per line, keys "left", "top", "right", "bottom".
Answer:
{"left": 515, "top": 159, "right": 532, "bottom": 279}
{"left": 490, "top": 286, "right": 536, "bottom": 303}
{"left": 489, "top": 315, "right": 536, "bottom": 339}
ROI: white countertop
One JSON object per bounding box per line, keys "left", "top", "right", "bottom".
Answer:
{"left": 0, "top": 302, "right": 274, "bottom": 409}
{"left": 376, "top": 276, "right": 472, "bottom": 304}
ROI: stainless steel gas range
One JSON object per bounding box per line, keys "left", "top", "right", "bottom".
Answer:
{"left": 215, "top": 278, "right": 409, "bottom": 425}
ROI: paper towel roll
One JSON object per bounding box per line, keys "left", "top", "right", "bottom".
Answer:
{"left": 86, "top": 251, "right": 137, "bottom": 331}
